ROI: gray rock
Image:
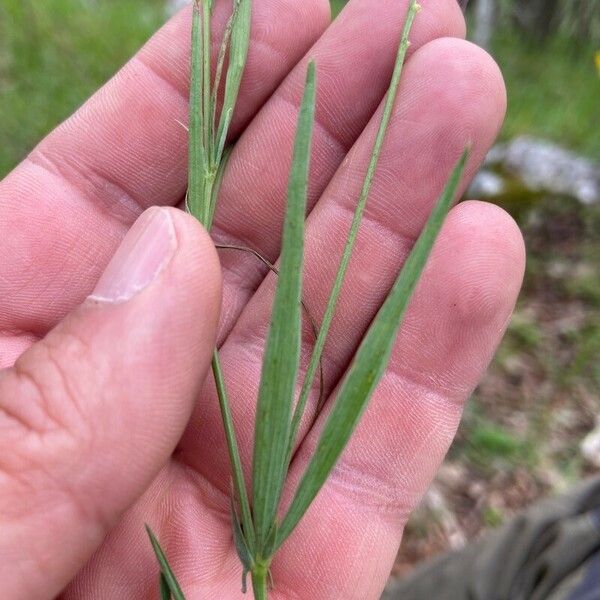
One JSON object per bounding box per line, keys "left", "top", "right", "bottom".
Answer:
{"left": 166, "top": 0, "right": 190, "bottom": 17}
{"left": 381, "top": 578, "right": 407, "bottom": 600}
{"left": 468, "top": 170, "right": 506, "bottom": 199}
{"left": 485, "top": 136, "right": 600, "bottom": 205}
{"left": 582, "top": 422, "right": 600, "bottom": 468}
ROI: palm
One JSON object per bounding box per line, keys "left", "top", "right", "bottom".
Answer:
{"left": 0, "top": 1, "right": 524, "bottom": 599}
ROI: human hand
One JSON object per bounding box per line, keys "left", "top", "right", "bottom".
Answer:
{"left": 0, "top": 1, "right": 524, "bottom": 598}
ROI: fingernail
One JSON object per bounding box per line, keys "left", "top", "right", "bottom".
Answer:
{"left": 89, "top": 208, "right": 176, "bottom": 304}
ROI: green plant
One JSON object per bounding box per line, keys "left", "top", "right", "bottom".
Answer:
{"left": 0, "top": 0, "right": 165, "bottom": 177}
{"left": 331, "top": 0, "right": 346, "bottom": 16}
{"left": 146, "top": 1, "right": 468, "bottom": 598}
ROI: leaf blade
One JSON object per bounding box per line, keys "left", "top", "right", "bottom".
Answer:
{"left": 251, "top": 61, "right": 317, "bottom": 550}
{"left": 276, "top": 149, "right": 469, "bottom": 550}
{"left": 216, "top": 0, "right": 251, "bottom": 160}
{"left": 285, "top": 0, "right": 422, "bottom": 469}
{"left": 213, "top": 351, "right": 255, "bottom": 549}
{"left": 146, "top": 526, "right": 186, "bottom": 600}
{"left": 160, "top": 574, "right": 172, "bottom": 600}
{"left": 186, "top": 2, "right": 206, "bottom": 222}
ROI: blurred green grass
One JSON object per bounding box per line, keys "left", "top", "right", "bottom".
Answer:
{"left": 0, "top": 0, "right": 165, "bottom": 176}
{"left": 495, "top": 32, "right": 600, "bottom": 158}
{"left": 1, "top": 0, "right": 598, "bottom": 178}
{"left": 333, "top": 1, "right": 600, "bottom": 158}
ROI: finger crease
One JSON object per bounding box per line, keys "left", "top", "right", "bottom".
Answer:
{"left": 26, "top": 148, "right": 142, "bottom": 227}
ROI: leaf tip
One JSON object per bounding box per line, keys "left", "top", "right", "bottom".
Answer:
{"left": 305, "top": 59, "right": 317, "bottom": 88}
{"left": 459, "top": 145, "right": 471, "bottom": 166}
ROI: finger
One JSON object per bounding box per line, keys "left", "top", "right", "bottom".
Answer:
{"left": 180, "top": 39, "right": 506, "bottom": 487}
{"left": 213, "top": 0, "right": 465, "bottom": 334}
{"left": 0, "top": 0, "right": 329, "bottom": 336}
{"left": 278, "top": 201, "right": 525, "bottom": 599}
{"left": 0, "top": 208, "right": 221, "bottom": 600}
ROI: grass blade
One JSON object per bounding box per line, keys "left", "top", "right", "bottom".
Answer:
{"left": 285, "top": 0, "right": 421, "bottom": 472}
{"left": 207, "top": 145, "right": 233, "bottom": 230}
{"left": 213, "top": 351, "right": 255, "bottom": 548}
{"left": 187, "top": 2, "right": 206, "bottom": 222}
{"left": 216, "top": 0, "right": 250, "bottom": 157}
{"left": 275, "top": 149, "right": 470, "bottom": 550}
{"left": 201, "top": 0, "right": 212, "bottom": 164}
{"left": 160, "top": 574, "right": 172, "bottom": 600}
{"left": 145, "top": 526, "right": 186, "bottom": 600}
{"left": 251, "top": 62, "right": 317, "bottom": 550}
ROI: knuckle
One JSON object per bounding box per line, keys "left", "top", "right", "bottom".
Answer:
{"left": 12, "top": 332, "right": 91, "bottom": 436}
{"left": 0, "top": 334, "right": 111, "bottom": 532}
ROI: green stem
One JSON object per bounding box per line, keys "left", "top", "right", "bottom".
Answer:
{"left": 251, "top": 563, "right": 270, "bottom": 600}
{"left": 202, "top": 172, "right": 216, "bottom": 228}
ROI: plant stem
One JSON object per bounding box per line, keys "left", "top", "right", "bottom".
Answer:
{"left": 191, "top": 0, "right": 255, "bottom": 562}
{"left": 207, "top": 146, "right": 232, "bottom": 230}
{"left": 203, "top": 173, "right": 216, "bottom": 228}
{"left": 251, "top": 563, "right": 270, "bottom": 600}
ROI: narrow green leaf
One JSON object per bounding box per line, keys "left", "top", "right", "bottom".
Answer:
{"left": 215, "top": 108, "right": 233, "bottom": 171}
{"left": 285, "top": 0, "right": 421, "bottom": 474}
{"left": 145, "top": 526, "right": 186, "bottom": 600}
{"left": 213, "top": 352, "right": 255, "bottom": 549}
{"left": 207, "top": 145, "right": 233, "bottom": 230}
{"left": 276, "top": 149, "right": 470, "bottom": 550}
{"left": 160, "top": 574, "right": 172, "bottom": 600}
{"left": 201, "top": 0, "right": 212, "bottom": 172}
{"left": 216, "top": 0, "right": 251, "bottom": 154}
{"left": 252, "top": 62, "right": 317, "bottom": 550}
{"left": 187, "top": 2, "right": 206, "bottom": 222}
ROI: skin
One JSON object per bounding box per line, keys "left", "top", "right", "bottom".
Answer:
{"left": 0, "top": 0, "right": 525, "bottom": 598}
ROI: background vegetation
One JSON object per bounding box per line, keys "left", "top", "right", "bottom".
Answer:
{"left": 0, "top": 0, "right": 166, "bottom": 176}
{"left": 1, "top": 0, "right": 598, "bottom": 579}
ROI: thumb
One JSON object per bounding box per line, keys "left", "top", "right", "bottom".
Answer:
{"left": 0, "top": 207, "right": 221, "bottom": 599}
